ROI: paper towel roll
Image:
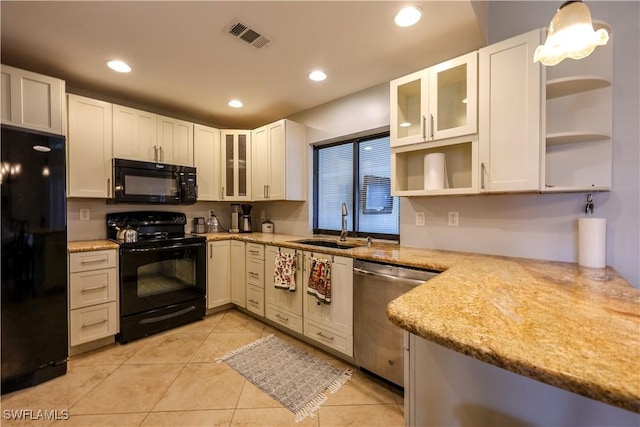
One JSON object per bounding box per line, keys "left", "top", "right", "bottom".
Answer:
{"left": 578, "top": 218, "right": 606, "bottom": 268}
{"left": 424, "top": 153, "right": 448, "bottom": 190}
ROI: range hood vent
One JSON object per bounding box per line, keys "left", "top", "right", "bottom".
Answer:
{"left": 225, "top": 19, "right": 272, "bottom": 49}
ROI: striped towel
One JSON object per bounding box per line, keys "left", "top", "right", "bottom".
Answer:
{"left": 307, "top": 257, "right": 331, "bottom": 304}
{"left": 273, "top": 251, "right": 297, "bottom": 291}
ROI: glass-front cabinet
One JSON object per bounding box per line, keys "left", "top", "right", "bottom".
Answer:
{"left": 390, "top": 51, "right": 477, "bottom": 147}
{"left": 221, "top": 130, "right": 251, "bottom": 201}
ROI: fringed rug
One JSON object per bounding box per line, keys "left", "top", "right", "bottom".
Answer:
{"left": 216, "top": 334, "right": 351, "bottom": 422}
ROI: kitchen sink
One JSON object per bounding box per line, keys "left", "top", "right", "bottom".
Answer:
{"left": 290, "top": 239, "right": 361, "bottom": 250}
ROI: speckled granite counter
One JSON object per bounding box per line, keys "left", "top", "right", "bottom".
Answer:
{"left": 69, "top": 233, "right": 640, "bottom": 412}
{"left": 68, "top": 239, "right": 119, "bottom": 252}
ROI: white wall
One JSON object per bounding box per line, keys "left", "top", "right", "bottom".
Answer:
{"left": 287, "top": 2, "right": 639, "bottom": 287}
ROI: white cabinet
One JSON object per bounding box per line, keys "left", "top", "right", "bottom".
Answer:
{"left": 251, "top": 119, "right": 306, "bottom": 201}
{"left": 303, "top": 252, "right": 353, "bottom": 356}
{"left": 157, "top": 115, "right": 194, "bottom": 166}
{"left": 207, "top": 240, "right": 231, "bottom": 309}
{"left": 221, "top": 130, "right": 251, "bottom": 201}
{"left": 390, "top": 51, "right": 477, "bottom": 147}
{"left": 193, "top": 124, "right": 221, "bottom": 201}
{"left": 112, "top": 104, "right": 157, "bottom": 162}
{"left": 68, "top": 250, "right": 118, "bottom": 346}
{"left": 67, "top": 94, "right": 113, "bottom": 198}
{"left": 479, "top": 29, "right": 543, "bottom": 193}
{"left": 231, "top": 240, "right": 247, "bottom": 308}
{"left": 542, "top": 23, "right": 612, "bottom": 192}
{"left": 264, "top": 246, "right": 303, "bottom": 334}
{"left": 1, "top": 64, "right": 65, "bottom": 135}
{"left": 243, "top": 242, "right": 262, "bottom": 314}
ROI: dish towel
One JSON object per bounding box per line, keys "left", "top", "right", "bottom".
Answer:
{"left": 307, "top": 257, "right": 331, "bottom": 304}
{"left": 273, "top": 251, "right": 297, "bottom": 291}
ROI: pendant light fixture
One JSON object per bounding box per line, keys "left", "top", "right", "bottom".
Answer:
{"left": 534, "top": 0, "right": 609, "bottom": 66}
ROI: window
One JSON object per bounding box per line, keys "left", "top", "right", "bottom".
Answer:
{"left": 313, "top": 132, "right": 399, "bottom": 240}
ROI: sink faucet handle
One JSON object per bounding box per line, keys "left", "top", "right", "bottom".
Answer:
{"left": 341, "top": 202, "right": 348, "bottom": 216}
{"left": 367, "top": 236, "right": 373, "bottom": 247}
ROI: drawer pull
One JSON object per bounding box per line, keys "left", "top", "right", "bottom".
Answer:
{"left": 316, "top": 331, "right": 334, "bottom": 341}
{"left": 276, "top": 313, "right": 289, "bottom": 322}
{"left": 82, "top": 318, "right": 108, "bottom": 328}
{"left": 248, "top": 299, "right": 259, "bottom": 305}
{"left": 81, "top": 284, "right": 108, "bottom": 292}
{"left": 248, "top": 272, "right": 260, "bottom": 278}
{"left": 249, "top": 250, "right": 259, "bottom": 255}
{"left": 80, "top": 257, "right": 107, "bottom": 264}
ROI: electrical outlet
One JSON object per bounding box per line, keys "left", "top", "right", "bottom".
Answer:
{"left": 448, "top": 211, "right": 459, "bottom": 227}
{"left": 415, "top": 212, "right": 425, "bottom": 227}
{"left": 80, "top": 209, "right": 90, "bottom": 221}
{"left": 209, "top": 210, "right": 215, "bottom": 218}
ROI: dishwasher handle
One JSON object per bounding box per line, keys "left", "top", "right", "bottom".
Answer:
{"left": 353, "top": 267, "right": 428, "bottom": 286}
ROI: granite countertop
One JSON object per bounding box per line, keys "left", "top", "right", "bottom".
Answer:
{"left": 68, "top": 233, "right": 640, "bottom": 412}
{"left": 68, "top": 239, "right": 120, "bottom": 252}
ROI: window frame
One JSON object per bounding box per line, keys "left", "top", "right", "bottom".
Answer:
{"left": 312, "top": 131, "right": 399, "bottom": 241}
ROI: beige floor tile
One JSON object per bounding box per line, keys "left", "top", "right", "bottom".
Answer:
{"left": 189, "top": 332, "right": 262, "bottom": 363}
{"left": 230, "top": 407, "right": 319, "bottom": 427}
{"left": 71, "top": 364, "right": 183, "bottom": 414}
{"left": 213, "top": 310, "right": 265, "bottom": 334}
{"left": 318, "top": 403, "right": 404, "bottom": 427}
{"left": 49, "top": 412, "right": 147, "bottom": 426}
{"left": 235, "top": 381, "right": 282, "bottom": 409}
{"left": 141, "top": 410, "right": 234, "bottom": 426}
{"left": 325, "top": 371, "right": 398, "bottom": 406}
{"left": 124, "top": 332, "right": 209, "bottom": 365}
{"left": 162, "top": 312, "right": 225, "bottom": 335}
{"left": 1, "top": 365, "right": 117, "bottom": 413}
{"left": 69, "top": 339, "right": 148, "bottom": 367}
{"left": 152, "top": 363, "right": 245, "bottom": 411}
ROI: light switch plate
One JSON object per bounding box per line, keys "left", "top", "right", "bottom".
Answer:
{"left": 415, "top": 212, "right": 425, "bottom": 227}
{"left": 448, "top": 211, "right": 459, "bottom": 227}
{"left": 80, "top": 209, "right": 90, "bottom": 221}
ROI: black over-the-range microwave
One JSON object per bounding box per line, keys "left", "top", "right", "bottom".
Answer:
{"left": 111, "top": 158, "right": 197, "bottom": 204}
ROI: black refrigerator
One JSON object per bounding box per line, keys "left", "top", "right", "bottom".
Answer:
{"left": 1, "top": 125, "right": 68, "bottom": 394}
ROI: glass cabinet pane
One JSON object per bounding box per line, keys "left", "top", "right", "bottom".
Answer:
{"left": 225, "top": 134, "right": 234, "bottom": 197}
{"left": 396, "top": 79, "right": 422, "bottom": 140}
{"left": 238, "top": 134, "right": 247, "bottom": 197}
{"left": 436, "top": 63, "right": 467, "bottom": 132}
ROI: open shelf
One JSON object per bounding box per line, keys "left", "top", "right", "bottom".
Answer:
{"left": 546, "top": 76, "right": 610, "bottom": 99}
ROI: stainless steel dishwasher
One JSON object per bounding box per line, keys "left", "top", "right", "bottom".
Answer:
{"left": 353, "top": 259, "right": 438, "bottom": 388}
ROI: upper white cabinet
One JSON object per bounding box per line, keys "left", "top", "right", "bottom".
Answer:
{"left": 112, "top": 104, "right": 157, "bottom": 162}
{"left": 67, "top": 94, "right": 113, "bottom": 198}
{"left": 157, "top": 115, "right": 194, "bottom": 166}
{"left": 390, "top": 51, "right": 478, "bottom": 147}
{"left": 479, "top": 29, "right": 543, "bottom": 193}
{"left": 194, "top": 124, "right": 221, "bottom": 201}
{"left": 542, "top": 23, "right": 612, "bottom": 192}
{"left": 1, "top": 65, "right": 65, "bottom": 135}
{"left": 251, "top": 119, "right": 306, "bottom": 201}
{"left": 221, "top": 130, "right": 251, "bottom": 201}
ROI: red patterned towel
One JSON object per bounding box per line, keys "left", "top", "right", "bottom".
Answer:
{"left": 274, "top": 251, "right": 297, "bottom": 291}
{"left": 307, "top": 257, "right": 331, "bottom": 304}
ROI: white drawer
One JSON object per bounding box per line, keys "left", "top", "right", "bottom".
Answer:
{"left": 70, "top": 268, "right": 117, "bottom": 309}
{"left": 246, "top": 284, "right": 264, "bottom": 317}
{"left": 69, "top": 302, "right": 118, "bottom": 346}
{"left": 69, "top": 250, "right": 117, "bottom": 273}
{"left": 266, "top": 304, "right": 303, "bottom": 334}
{"left": 246, "top": 243, "right": 264, "bottom": 260}
{"left": 304, "top": 319, "right": 353, "bottom": 357}
{"left": 246, "top": 258, "right": 264, "bottom": 287}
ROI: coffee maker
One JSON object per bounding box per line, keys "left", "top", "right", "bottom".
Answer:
{"left": 240, "top": 204, "right": 252, "bottom": 233}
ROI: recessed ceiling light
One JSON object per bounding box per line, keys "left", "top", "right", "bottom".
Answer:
{"left": 395, "top": 6, "right": 422, "bottom": 27}
{"left": 107, "top": 60, "right": 132, "bottom": 73}
{"left": 308, "top": 70, "right": 327, "bottom": 82}
{"left": 228, "top": 99, "right": 243, "bottom": 108}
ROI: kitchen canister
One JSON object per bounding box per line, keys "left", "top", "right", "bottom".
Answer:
{"left": 424, "top": 153, "right": 449, "bottom": 190}
{"left": 262, "top": 219, "right": 274, "bottom": 233}
{"left": 578, "top": 217, "right": 606, "bottom": 268}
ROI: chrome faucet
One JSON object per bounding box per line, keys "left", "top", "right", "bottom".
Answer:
{"left": 340, "top": 202, "right": 348, "bottom": 241}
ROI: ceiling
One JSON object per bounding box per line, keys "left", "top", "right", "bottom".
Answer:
{"left": 1, "top": 1, "right": 487, "bottom": 129}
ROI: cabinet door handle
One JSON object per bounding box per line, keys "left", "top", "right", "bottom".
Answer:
{"left": 221, "top": 187, "right": 225, "bottom": 200}
{"left": 430, "top": 114, "right": 434, "bottom": 139}
{"left": 209, "top": 243, "right": 213, "bottom": 258}
{"left": 154, "top": 145, "right": 158, "bottom": 162}
{"left": 82, "top": 318, "right": 108, "bottom": 328}
{"left": 276, "top": 313, "right": 289, "bottom": 323}
{"left": 81, "top": 284, "right": 108, "bottom": 292}
{"left": 267, "top": 185, "right": 270, "bottom": 199}
{"left": 107, "top": 178, "right": 111, "bottom": 198}
{"left": 481, "top": 162, "right": 486, "bottom": 190}
{"left": 316, "top": 331, "right": 334, "bottom": 341}
{"left": 422, "top": 115, "right": 426, "bottom": 140}
{"left": 160, "top": 147, "right": 164, "bottom": 162}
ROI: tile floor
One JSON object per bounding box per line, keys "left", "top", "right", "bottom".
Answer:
{"left": 1, "top": 309, "right": 404, "bottom": 427}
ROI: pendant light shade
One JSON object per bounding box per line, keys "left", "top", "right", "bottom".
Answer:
{"left": 534, "top": 1, "right": 609, "bottom": 66}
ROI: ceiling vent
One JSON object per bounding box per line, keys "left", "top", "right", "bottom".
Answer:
{"left": 225, "top": 19, "right": 272, "bottom": 49}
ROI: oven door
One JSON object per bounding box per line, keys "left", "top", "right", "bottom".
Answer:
{"left": 113, "top": 160, "right": 181, "bottom": 204}
{"left": 120, "top": 242, "right": 206, "bottom": 317}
